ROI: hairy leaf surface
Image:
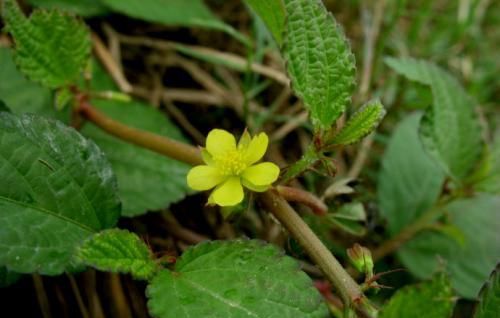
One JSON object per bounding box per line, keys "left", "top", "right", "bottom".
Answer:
{"left": 0, "top": 112, "right": 120, "bottom": 274}
{"left": 26, "top": 0, "right": 109, "bottom": 16}
{"left": 147, "top": 240, "right": 328, "bottom": 318}
{"left": 77, "top": 229, "right": 158, "bottom": 280}
{"left": 474, "top": 265, "right": 500, "bottom": 318}
{"left": 2, "top": 0, "right": 91, "bottom": 88}
{"left": 283, "top": 0, "right": 356, "bottom": 130}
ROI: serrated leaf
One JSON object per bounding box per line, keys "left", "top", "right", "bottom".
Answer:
{"left": 380, "top": 274, "right": 455, "bottom": 318}
{"left": 100, "top": 0, "right": 249, "bottom": 46}
{"left": 330, "top": 99, "right": 386, "bottom": 146}
{"left": 378, "top": 113, "right": 445, "bottom": 234}
{"left": 0, "top": 267, "right": 22, "bottom": 287}
{"left": 0, "top": 47, "right": 60, "bottom": 118}
{"left": 77, "top": 229, "right": 158, "bottom": 280}
{"left": 474, "top": 264, "right": 500, "bottom": 318}
{"left": 82, "top": 99, "right": 191, "bottom": 216}
{"left": 0, "top": 112, "right": 120, "bottom": 274}
{"left": 245, "top": 0, "right": 286, "bottom": 45}
{"left": 2, "top": 0, "right": 91, "bottom": 88}
{"left": 398, "top": 194, "right": 500, "bottom": 298}
{"left": 147, "top": 240, "right": 328, "bottom": 318}
{"left": 26, "top": 0, "right": 109, "bottom": 17}
{"left": 283, "top": 0, "right": 356, "bottom": 130}
{"left": 386, "top": 57, "right": 482, "bottom": 181}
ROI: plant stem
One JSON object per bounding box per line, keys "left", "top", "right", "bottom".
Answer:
{"left": 276, "top": 185, "right": 328, "bottom": 215}
{"left": 79, "top": 102, "right": 203, "bottom": 166}
{"left": 79, "top": 102, "right": 368, "bottom": 311}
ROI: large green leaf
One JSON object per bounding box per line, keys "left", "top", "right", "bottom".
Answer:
{"left": 147, "top": 240, "right": 328, "bottom": 318}
{"left": 377, "top": 113, "right": 445, "bottom": 234}
{"left": 398, "top": 194, "right": 500, "bottom": 298}
{"left": 474, "top": 264, "right": 500, "bottom": 318}
{"left": 100, "top": 0, "right": 249, "bottom": 46}
{"left": 385, "top": 57, "right": 482, "bottom": 181}
{"left": 473, "top": 137, "right": 500, "bottom": 194}
{"left": 2, "top": 0, "right": 91, "bottom": 89}
{"left": 245, "top": 0, "right": 286, "bottom": 45}
{"left": 0, "top": 112, "right": 120, "bottom": 274}
{"left": 283, "top": 0, "right": 356, "bottom": 130}
{"left": 0, "top": 47, "right": 55, "bottom": 117}
{"left": 26, "top": 0, "right": 109, "bottom": 17}
{"left": 82, "top": 99, "right": 191, "bottom": 217}
{"left": 329, "top": 99, "right": 386, "bottom": 146}
{"left": 380, "top": 274, "right": 455, "bottom": 318}
{"left": 77, "top": 229, "right": 158, "bottom": 280}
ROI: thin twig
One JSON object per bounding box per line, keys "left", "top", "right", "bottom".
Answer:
{"left": 91, "top": 32, "right": 132, "bottom": 93}
{"left": 32, "top": 274, "right": 52, "bottom": 318}
{"left": 66, "top": 274, "right": 90, "bottom": 318}
{"left": 276, "top": 185, "right": 328, "bottom": 215}
{"left": 109, "top": 274, "right": 133, "bottom": 318}
{"left": 270, "top": 111, "right": 309, "bottom": 141}
{"left": 162, "top": 212, "right": 210, "bottom": 244}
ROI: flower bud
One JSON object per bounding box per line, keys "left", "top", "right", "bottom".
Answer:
{"left": 347, "top": 243, "right": 374, "bottom": 277}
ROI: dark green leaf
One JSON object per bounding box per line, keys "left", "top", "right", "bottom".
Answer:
{"left": 82, "top": 99, "right": 191, "bottom": 216}
{"left": 147, "top": 240, "right": 328, "bottom": 318}
{"left": 77, "top": 229, "right": 158, "bottom": 280}
{"left": 380, "top": 274, "right": 455, "bottom": 318}
{"left": 26, "top": 0, "right": 109, "bottom": 17}
{"left": 377, "top": 113, "right": 445, "bottom": 234}
{"left": 0, "top": 112, "right": 120, "bottom": 274}
{"left": 283, "top": 0, "right": 356, "bottom": 130}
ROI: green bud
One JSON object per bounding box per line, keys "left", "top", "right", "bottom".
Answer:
{"left": 347, "top": 243, "right": 374, "bottom": 277}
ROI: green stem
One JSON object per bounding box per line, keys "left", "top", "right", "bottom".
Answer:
{"left": 79, "top": 102, "right": 370, "bottom": 313}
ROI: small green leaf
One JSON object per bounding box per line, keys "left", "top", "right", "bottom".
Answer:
{"left": 329, "top": 99, "right": 386, "bottom": 146}
{"left": 54, "top": 87, "right": 73, "bottom": 111}
{"left": 0, "top": 112, "right": 120, "bottom": 274}
{"left": 377, "top": 113, "right": 445, "bottom": 234}
{"left": 26, "top": 0, "right": 109, "bottom": 17}
{"left": 386, "top": 57, "right": 482, "bottom": 181}
{"left": 245, "top": 0, "right": 286, "bottom": 45}
{"left": 100, "top": 0, "right": 250, "bottom": 46}
{"left": 2, "top": 0, "right": 91, "bottom": 89}
{"left": 77, "top": 229, "right": 158, "bottom": 280}
{"left": 399, "top": 194, "right": 500, "bottom": 298}
{"left": 380, "top": 274, "right": 455, "bottom": 318}
{"left": 328, "top": 202, "right": 367, "bottom": 236}
{"left": 283, "top": 0, "right": 356, "bottom": 130}
{"left": 147, "top": 240, "right": 328, "bottom": 318}
{"left": 474, "top": 264, "right": 500, "bottom": 318}
{"left": 0, "top": 267, "right": 22, "bottom": 287}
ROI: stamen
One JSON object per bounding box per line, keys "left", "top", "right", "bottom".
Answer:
{"left": 214, "top": 150, "right": 247, "bottom": 176}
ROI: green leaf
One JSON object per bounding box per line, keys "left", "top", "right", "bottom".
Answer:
{"left": 0, "top": 47, "right": 58, "bottom": 118}
{"left": 245, "top": 0, "right": 286, "bottom": 45}
{"left": 329, "top": 99, "right": 386, "bottom": 146}
{"left": 100, "top": 0, "right": 250, "bottom": 46}
{"left": 77, "top": 229, "right": 158, "bottom": 280}
{"left": 82, "top": 99, "right": 191, "bottom": 217}
{"left": 385, "top": 57, "right": 482, "bottom": 181}
{"left": 474, "top": 264, "right": 500, "bottom": 318}
{"left": 380, "top": 274, "right": 455, "bottom": 318}
{"left": 54, "top": 87, "right": 73, "bottom": 111}
{"left": 26, "top": 0, "right": 109, "bottom": 17}
{"left": 472, "top": 137, "right": 500, "bottom": 194}
{"left": 0, "top": 112, "right": 120, "bottom": 274}
{"left": 2, "top": 0, "right": 91, "bottom": 88}
{"left": 327, "top": 202, "right": 366, "bottom": 236}
{"left": 283, "top": 0, "right": 356, "bottom": 130}
{"left": 0, "top": 267, "right": 22, "bottom": 287}
{"left": 377, "top": 113, "right": 445, "bottom": 234}
{"left": 398, "top": 194, "right": 500, "bottom": 298}
{"left": 147, "top": 240, "right": 328, "bottom": 318}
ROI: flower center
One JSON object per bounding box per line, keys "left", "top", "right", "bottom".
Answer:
{"left": 214, "top": 150, "right": 247, "bottom": 176}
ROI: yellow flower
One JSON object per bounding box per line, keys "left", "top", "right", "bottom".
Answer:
{"left": 187, "top": 129, "right": 280, "bottom": 206}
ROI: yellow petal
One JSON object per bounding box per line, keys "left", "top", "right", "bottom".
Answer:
{"left": 238, "top": 130, "right": 251, "bottom": 150}
{"left": 201, "top": 149, "right": 214, "bottom": 165}
{"left": 212, "top": 177, "right": 244, "bottom": 206}
{"left": 241, "top": 178, "right": 269, "bottom": 192}
{"left": 187, "top": 165, "right": 224, "bottom": 190}
{"left": 206, "top": 129, "right": 236, "bottom": 157}
{"left": 242, "top": 162, "right": 280, "bottom": 186}
{"left": 245, "top": 132, "right": 268, "bottom": 165}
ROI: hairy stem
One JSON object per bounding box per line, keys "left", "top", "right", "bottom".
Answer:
{"left": 78, "top": 102, "right": 368, "bottom": 311}
{"left": 276, "top": 185, "right": 328, "bottom": 215}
